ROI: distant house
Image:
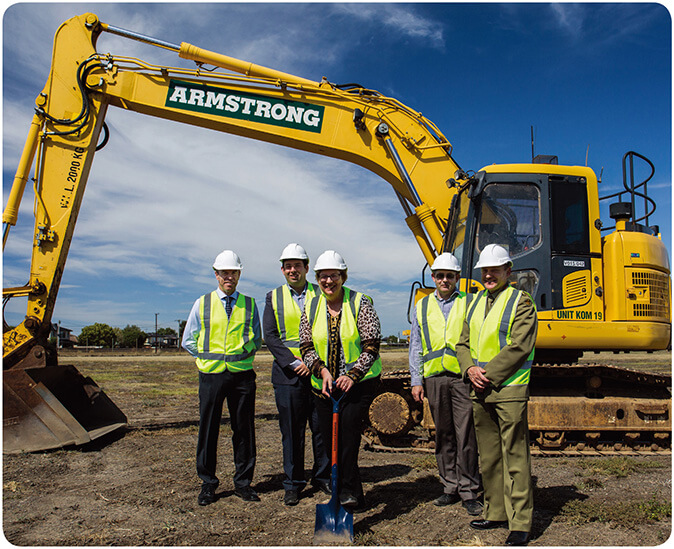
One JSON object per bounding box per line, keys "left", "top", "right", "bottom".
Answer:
{"left": 50, "top": 324, "right": 77, "bottom": 348}
{"left": 146, "top": 333, "right": 179, "bottom": 348}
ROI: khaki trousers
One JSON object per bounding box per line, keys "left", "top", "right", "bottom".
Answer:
{"left": 472, "top": 399, "right": 533, "bottom": 531}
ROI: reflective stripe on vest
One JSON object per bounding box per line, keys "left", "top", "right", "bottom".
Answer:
{"left": 306, "top": 287, "right": 382, "bottom": 390}
{"left": 196, "top": 291, "right": 257, "bottom": 373}
{"left": 416, "top": 292, "right": 471, "bottom": 377}
{"left": 467, "top": 286, "right": 534, "bottom": 386}
{"left": 271, "top": 283, "right": 319, "bottom": 358}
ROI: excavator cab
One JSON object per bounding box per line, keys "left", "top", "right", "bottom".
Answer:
{"left": 448, "top": 166, "right": 592, "bottom": 307}
{"left": 443, "top": 152, "right": 670, "bottom": 359}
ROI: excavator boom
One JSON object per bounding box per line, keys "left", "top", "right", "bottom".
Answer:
{"left": 3, "top": 13, "right": 461, "bottom": 452}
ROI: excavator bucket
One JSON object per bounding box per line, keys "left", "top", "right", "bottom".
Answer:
{"left": 3, "top": 365, "right": 127, "bottom": 454}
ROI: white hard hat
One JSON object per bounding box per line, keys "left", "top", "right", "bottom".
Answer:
{"left": 431, "top": 253, "right": 461, "bottom": 272}
{"left": 474, "top": 244, "right": 513, "bottom": 269}
{"left": 279, "top": 243, "right": 309, "bottom": 262}
{"left": 314, "top": 250, "right": 347, "bottom": 271}
{"left": 213, "top": 250, "right": 242, "bottom": 270}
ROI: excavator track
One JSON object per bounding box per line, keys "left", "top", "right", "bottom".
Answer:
{"left": 365, "top": 364, "right": 671, "bottom": 456}
{"left": 362, "top": 432, "right": 671, "bottom": 456}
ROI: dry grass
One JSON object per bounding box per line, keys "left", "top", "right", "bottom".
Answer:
{"left": 559, "top": 495, "right": 671, "bottom": 528}
{"left": 577, "top": 456, "right": 667, "bottom": 478}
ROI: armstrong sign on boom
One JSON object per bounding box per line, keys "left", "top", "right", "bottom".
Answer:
{"left": 166, "top": 80, "right": 324, "bottom": 133}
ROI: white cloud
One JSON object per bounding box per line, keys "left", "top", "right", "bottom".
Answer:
{"left": 66, "top": 108, "right": 422, "bottom": 287}
{"left": 334, "top": 4, "right": 445, "bottom": 48}
{"left": 3, "top": 3, "right": 429, "bottom": 336}
{"left": 550, "top": 4, "right": 586, "bottom": 37}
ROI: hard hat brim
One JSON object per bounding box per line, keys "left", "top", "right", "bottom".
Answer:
{"left": 474, "top": 260, "right": 513, "bottom": 269}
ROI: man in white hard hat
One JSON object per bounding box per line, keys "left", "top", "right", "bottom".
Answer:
{"left": 263, "top": 244, "right": 330, "bottom": 506}
{"left": 456, "top": 244, "right": 537, "bottom": 546}
{"left": 182, "top": 250, "right": 262, "bottom": 506}
{"left": 408, "top": 252, "right": 482, "bottom": 516}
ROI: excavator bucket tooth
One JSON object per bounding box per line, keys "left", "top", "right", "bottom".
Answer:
{"left": 3, "top": 365, "right": 127, "bottom": 454}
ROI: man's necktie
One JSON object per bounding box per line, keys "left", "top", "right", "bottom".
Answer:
{"left": 225, "top": 296, "right": 233, "bottom": 316}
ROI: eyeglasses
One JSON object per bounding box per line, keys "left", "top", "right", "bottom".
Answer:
{"left": 318, "top": 273, "right": 342, "bottom": 282}
{"left": 433, "top": 272, "right": 458, "bottom": 281}
{"left": 215, "top": 270, "right": 238, "bottom": 278}
{"left": 282, "top": 261, "right": 306, "bottom": 271}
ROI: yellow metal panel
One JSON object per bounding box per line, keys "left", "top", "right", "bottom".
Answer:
{"left": 562, "top": 270, "right": 591, "bottom": 308}
{"left": 536, "top": 319, "right": 671, "bottom": 351}
{"left": 626, "top": 268, "right": 671, "bottom": 321}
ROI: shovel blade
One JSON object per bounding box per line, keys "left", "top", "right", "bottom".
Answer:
{"left": 314, "top": 501, "right": 353, "bottom": 544}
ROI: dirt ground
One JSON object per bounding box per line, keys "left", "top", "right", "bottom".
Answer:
{"left": 3, "top": 350, "right": 671, "bottom": 546}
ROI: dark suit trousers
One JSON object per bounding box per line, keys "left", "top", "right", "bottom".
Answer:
{"left": 197, "top": 369, "right": 256, "bottom": 489}
{"left": 425, "top": 373, "right": 480, "bottom": 500}
{"left": 314, "top": 377, "right": 379, "bottom": 500}
{"left": 274, "top": 381, "right": 330, "bottom": 491}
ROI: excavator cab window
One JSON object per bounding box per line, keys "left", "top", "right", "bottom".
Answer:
{"left": 476, "top": 183, "right": 542, "bottom": 259}
{"left": 475, "top": 183, "right": 542, "bottom": 297}
{"left": 550, "top": 179, "right": 590, "bottom": 255}
{"left": 445, "top": 180, "right": 543, "bottom": 297}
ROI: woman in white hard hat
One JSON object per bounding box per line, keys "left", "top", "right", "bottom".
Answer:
{"left": 299, "top": 250, "right": 382, "bottom": 511}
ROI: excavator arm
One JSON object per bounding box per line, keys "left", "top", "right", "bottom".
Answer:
{"left": 2, "top": 13, "right": 461, "bottom": 451}
{"left": 4, "top": 13, "right": 461, "bottom": 364}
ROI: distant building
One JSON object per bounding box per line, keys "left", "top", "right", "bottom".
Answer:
{"left": 50, "top": 324, "right": 77, "bottom": 348}
{"left": 146, "top": 333, "right": 179, "bottom": 348}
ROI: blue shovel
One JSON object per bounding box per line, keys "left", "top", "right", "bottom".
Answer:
{"left": 314, "top": 385, "right": 353, "bottom": 544}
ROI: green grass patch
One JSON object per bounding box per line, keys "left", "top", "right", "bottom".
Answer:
{"left": 353, "top": 531, "right": 382, "bottom": 546}
{"left": 140, "top": 384, "right": 197, "bottom": 398}
{"left": 576, "top": 456, "right": 664, "bottom": 478}
{"left": 560, "top": 495, "right": 671, "bottom": 528}
{"left": 573, "top": 477, "right": 604, "bottom": 491}
{"left": 410, "top": 454, "right": 437, "bottom": 471}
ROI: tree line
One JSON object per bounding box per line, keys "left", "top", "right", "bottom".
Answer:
{"left": 77, "top": 322, "right": 186, "bottom": 348}
{"left": 75, "top": 323, "right": 406, "bottom": 348}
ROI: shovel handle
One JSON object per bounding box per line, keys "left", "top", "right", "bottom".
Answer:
{"left": 330, "top": 382, "right": 344, "bottom": 466}
{"left": 331, "top": 408, "right": 339, "bottom": 466}
{"left": 329, "top": 381, "right": 346, "bottom": 496}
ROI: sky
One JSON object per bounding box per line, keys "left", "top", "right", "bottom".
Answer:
{"left": 2, "top": 2, "right": 672, "bottom": 340}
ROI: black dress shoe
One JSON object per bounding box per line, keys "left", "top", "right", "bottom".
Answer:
{"left": 198, "top": 484, "right": 216, "bottom": 506}
{"left": 433, "top": 493, "right": 461, "bottom": 506}
{"left": 505, "top": 531, "right": 530, "bottom": 546}
{"left": 470, "top": 519, "right": 508, "bottom": 530}
{"left": 311, "top": 479, "right": 332, "bottom": 495}
{"left": 283, "top": 490, "right": 299, "bottom": 506}
{"left": 234, "top": 486, "right": 260, "bottom": 502}
{"left": 462, "top": 498, "right": 483, "bottom": 516}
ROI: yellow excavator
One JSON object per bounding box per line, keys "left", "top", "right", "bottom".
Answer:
{"left": 3, "top": 13, "right": 670, "bottom": 454}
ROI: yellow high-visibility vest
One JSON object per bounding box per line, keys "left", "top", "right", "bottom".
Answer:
{"left": 416, "top": 292, "right": 471, "bottom": 377}
{"left": 271, "top": 283, "right": 319, "bottom": 358}
{"left": 196, "top": 291, "right": 257, "bottom": 373}
{"left": 305, "top": 287, "right": 382, "bottom": 390}
{"left": 467, "top": 286, "right": 534, "bottom": 386}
